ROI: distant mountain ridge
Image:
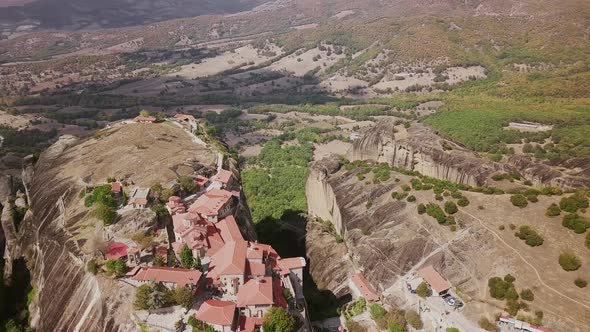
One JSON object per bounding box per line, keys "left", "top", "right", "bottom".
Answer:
{"left": 0, "top": 0, "right": 270, "bottom": 29}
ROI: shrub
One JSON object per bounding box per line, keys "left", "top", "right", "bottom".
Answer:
{"left": 520, "top": 289, "right": 534, "bottom": 301}
{"left": 87, "top": 259, "right": 98, "bottom": 275}
{"left": 446, "top": 328, "right": 460, "bottom": 332}
{"left": 526, "top": 194, "right": 538, "bottom": 203}
{"left": 574, "top": 278, "right": 587, "bottom": 288}
{"left": 350, "top": 298, "right": 366, "bottom": 316}
{"left": 263, "top": 307, "right": 298, "bottom": 332}
{"left": 545, "top": 203, "right": 561, "bottom": 217}
{"left": 586, "top": 232, "right": 590, "bottom": 249}
{"left": 562, "top": 214, "right": 590, "bottom": 234}
{"left": 416, "top": 282, "right": 429, "bottom": 298}
{"left": 170, "top": 286, "right": 194, "bottom": 308}
{"left": 515, "top": 226, "right": 544, "bottom": 246}
{"left": 559, "top": 193, "right": 588, "bottom": 213}
{"left": 407, "top": 195, "right": 416, "bottom": 202}
{"left": 417, "top": 203, "right": 426, "bottom": 214}
{"left": 457, "top": 197, "right": 470, "bottom": 207}
{"left": 499, "top": 225, "right": 505, "bottom": 230}
{"left": 426, "top": 203, "right": 446, "bottom": 224}
{"left": 511, "top": 194, "right": 528, "bottom": 208}
{"left": 369, "top": 303, "right": 387, "bottom": 320}
{"left": 559, "top": 252, "right": 581, "bottom": 271}
{"left": 504, "top": 274, "right": 516, "bottom": 283}
{"left": 402, "top": 185, "right": 411, "bottom": 192}
{"left": 478, "top": 317, "right": 496, "bottom": 331}
{"left": 444, "top": 201, "right": 458, "bottom": 214}
{"left": 404, "top": 310, "right": 423, "bottom": 329}
{"left": 105, "top": 259, "right": 128, "bottom": 277}
{"left": 488, "top": 276, "right": 515, "bottom": 300}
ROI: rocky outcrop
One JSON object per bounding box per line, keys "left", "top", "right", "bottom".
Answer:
{"left": 306, "top": 156, "right": 590, "bottom": 332}
{"left": 2, "top": 123, "right": 253, "bottom": 332}
{"left": 350, "top": 120, "right": 590, "bottom": 189}
{"left": 350, "top": 121, "right": 499, "bottom": 186}
{"left": 506, "top": 155, "right": 590, "bottom": 188}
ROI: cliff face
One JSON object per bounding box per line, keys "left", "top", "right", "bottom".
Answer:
{"left": 2, "top": 122, "right": 251, "bottom": 332}
{"left": 350, "top": 120, "right": 590, "bottom": 188}
{"left": 305, "top": 157, "right": 590, "bottom": 332}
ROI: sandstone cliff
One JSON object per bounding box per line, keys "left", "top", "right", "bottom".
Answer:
{"left": 305, "top": 156, "right": 590, "bottom": 332}
{"left": 350, "top": 120, "right": 590, "bottom": 188}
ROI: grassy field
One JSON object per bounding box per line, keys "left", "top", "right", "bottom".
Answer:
{"left": 423, "top": 66, "right": 590, "bottom": 159}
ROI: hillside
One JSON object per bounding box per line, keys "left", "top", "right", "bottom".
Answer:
{"left": 2, "top": 122, "right": 219, "bottom": 331}
{"left": 0, "top": 0, "right": 268, "bottom": 30}
{"left": 306, "top": 156, "right": 590, "bottom": 331}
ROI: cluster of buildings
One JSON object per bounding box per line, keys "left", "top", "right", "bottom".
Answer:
{"left": 107, "top": 114, "right": 308, "bottom": 332}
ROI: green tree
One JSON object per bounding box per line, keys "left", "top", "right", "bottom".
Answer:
{"left": 95, "top": 203, "right": 117, "bottom": 226}
{"left": 515, "top": 225, "right": 544, "bottom": 246}
{"left": 417, "top": 203, "right": 426, "bottom": 214}
{"left": 153, "top": 255, "right": 165, "bottom": 267}
{"left": 171, "top": 286, "right": 193, "bottom": 308}
{"left": 139, "top": 110, "right": 150, "bottom": 117}
{"left": 387, "top": 321, "right": 408, "bottom": 332}
{"left": 369, "top": 303, "right": 387, "bottom": 320}
{"left": 262, "top": 307, "right": 298, "bottom": 332}
{"left": 444, "top": 201, "right": 458, "bottom": 214}
{"left": 134, "top": 284, "right": 153, "bottom": 310}
{"left": 180, "top": 245, "right": 195, "bottom": 269}
{"left": 5, "top": 319, "right": 22, "bottom": 332}
{"left": 559, "top": 252, "right": 581, "bottom": 271}
{"left": 457, "top": 196, "right": 470, "bottom": 207}
{"left": 559, "top": 194, "right": 588, "bottom": 213}
{"left": 416, "top": 282, "right": 429, "bottom": 298}
{"left": 178, "top": 176, "right": 198, "bottom": 194}
{"left": 574, "top": 278, "right": 587, "bottom": 288}
{"left": 105, "top": 259, "right": 128, "bottom": 277}
{"left": 545, "top": 203, "right": 561, "bottom": 217}
{"left": 510, "top": 194, "right": 528, "bottom": 208}
{"left": 562, "top": 214, "right": 590, "bottom": 234}
{"left": 520, "top": 289, "right": 534, "bottom": 301}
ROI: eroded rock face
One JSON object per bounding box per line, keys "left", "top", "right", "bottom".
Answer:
{"left": 350, "top": 121, "right": 499, "bottom": 186}
{"left": 305, "top": 158, "right": 590, "bottom": 332}
{"left": 350, "top": 120, "right": 590, "bottom": 189}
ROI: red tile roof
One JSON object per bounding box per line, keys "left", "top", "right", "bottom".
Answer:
{"left": 132, "top": 266, "right": 202, "bottom": 288}
{"left": 195, "top": 175, "right": 209, "bottom": 187}
{"left": 217, "top": 216, "right": 244, "bottom": 243}
{"left": 189, "top": 189, "right": 233, "bottom": 217}
{"left": 208, "top": 241, "right": 248, "bottom": 279}
{"left": 277, "top": 257, "right": 306, "bottom": 275}
{"left": 106, "top": 242, "right": 128, "bottom": 260}
{"left": 174, "top": 114, "right": 196, "bottom": 122}
{"left": 111, "top": 182, "right": 122, "bottom": 193}
{"left": 238, "top": 316, "right": 264, "bottom": 332}
{"left": 246, "top": 261, "right": 266, "bottom": 277}
{"left": 214, "top": 169, "right": 233, "bottom": 184}
{"left": 273, "top": 277, "right": 289, "bottom": 309}
{"left": 194, "top": 299, "right": 236, "bottom": 326}
{"left": 350, "top": 272, "right": 379, "bottom": 302}
{"left": 236, "top": 277, "right": 274, "bottom": 307}
{"left": 417, "top": 265, "right": 451, "bottom": 294}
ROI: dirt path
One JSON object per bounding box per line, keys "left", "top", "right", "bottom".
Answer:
{"left": 459, "top": 209, "right": 590, "bottom": 311}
